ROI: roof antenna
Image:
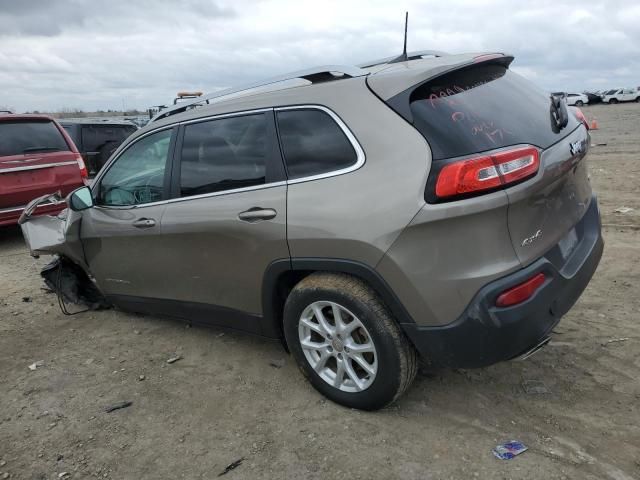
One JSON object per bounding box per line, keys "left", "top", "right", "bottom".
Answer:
{"left": 389, "top": 12, "right": 409, "bottom": 64}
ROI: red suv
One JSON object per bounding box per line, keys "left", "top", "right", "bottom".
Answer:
{"left": 0, "top": 114, "right": 88, "bottom": 226}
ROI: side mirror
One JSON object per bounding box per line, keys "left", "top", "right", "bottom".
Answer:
{"left": 68, "top": 186, "right": 94, "bottom": 211}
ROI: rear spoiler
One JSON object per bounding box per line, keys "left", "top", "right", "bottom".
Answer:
{"left": 372, "top": 54, "right": 514, "bottom": 124}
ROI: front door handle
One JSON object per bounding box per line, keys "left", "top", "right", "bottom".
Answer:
{"left": 132, "top": 218, "right": 156, "bottom": 229}
{"left": 238, "top": 207, "right": 277, "bottom": 223}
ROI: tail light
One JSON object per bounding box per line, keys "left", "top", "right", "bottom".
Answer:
{"left": 571, "top": 107, "right": 589, "bottom": 130}
{"left": 434, "top": 146, "right": 539, "bottom": 200}
{"left": 496, "top": 272, "right": 546, "bottom": 307}
{"left": 75, "top": 153, "right": 88, "bottom": 178}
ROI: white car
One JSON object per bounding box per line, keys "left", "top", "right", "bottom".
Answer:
{"left": 565, "top": 93, "right": 589, "bottom": 106}
{"left": 602, "top": 88, "right": 640, "bottom": 104}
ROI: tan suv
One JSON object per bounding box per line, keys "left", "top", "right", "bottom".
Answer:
{"left": 21, "top": 51, "right": 603, "bottom": 410}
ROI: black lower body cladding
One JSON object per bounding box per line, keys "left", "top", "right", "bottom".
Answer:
{"left": 402, "top": 197, "right": 603, "bottom": 368}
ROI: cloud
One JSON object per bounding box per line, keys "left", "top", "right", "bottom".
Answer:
{"left": 0, "top": 0, "right": 638, "bottom": 112}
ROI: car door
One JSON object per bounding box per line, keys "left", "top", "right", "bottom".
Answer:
{"left": 81, "top": 126, "right": 177, "bottom": 299}
{"left": 160, "top": 110, "right": 289, "bottom": 320}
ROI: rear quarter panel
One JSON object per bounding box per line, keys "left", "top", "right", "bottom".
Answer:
{"left": 282, "top": 79, "right": 432, "bottom": 267}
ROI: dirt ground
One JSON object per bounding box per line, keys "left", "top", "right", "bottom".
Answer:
{"left": 1, "top": 103, "right": 639, "bottom": 480}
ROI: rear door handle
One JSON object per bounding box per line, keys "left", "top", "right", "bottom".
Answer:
{"left": 132, "top": 218, "right": 156, "bottom": 229}
{"left": 238, "top": 207, "right": 277, "bottom": 223}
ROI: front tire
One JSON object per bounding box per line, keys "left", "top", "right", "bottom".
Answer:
{"left": 283, "top": 272, "right": 417, "bottom": 410}
{"left": 575, "top": 100, "right": 584, "bottom": 106}
{"left": 609, "top": 98, "right": 618, "bottom": 104}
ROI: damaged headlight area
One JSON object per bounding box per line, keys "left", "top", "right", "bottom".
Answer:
{"left": 42, "top": 256, "right": 110, "bottom": 313}
{"left": 20, "top": 191, "right": 111, "bottom": 314}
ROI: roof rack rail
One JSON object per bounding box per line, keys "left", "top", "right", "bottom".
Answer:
{"left": 151, "top": 65, "right": 367, "bottom": 122}
{"left": 358, "top": 50, "right": 448, "bottom": 68}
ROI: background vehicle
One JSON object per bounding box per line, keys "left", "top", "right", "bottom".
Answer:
{"left": 0, "top": 114, "right": 87, "bottom": 226}
{"left": 584, "top": 92, "right": 603, "bottom": 104}
{"left": 603, "top": 87, "right": 640, "bottom": 103}
{"left": 566, "top": 93, "right": 588, "bottom": 106}
{"left": 60, "top": 119, "right": 137, "bottom": 177}
{"left": 21, "top": 51, "right": 603, "bottom": 410}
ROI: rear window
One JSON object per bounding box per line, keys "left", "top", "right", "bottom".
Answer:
{"left": 0, "top": 120, "right": 69, "bottom": 157}
{"left": 276, "top": 109, "right": 357, "bottom": 179}
{"left": 408, "top": 64, "right": 579, "bottom": 160}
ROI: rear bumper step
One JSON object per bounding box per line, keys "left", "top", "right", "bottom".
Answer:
{"left": 401, "top": 196, "right": 603, "bottom": 368}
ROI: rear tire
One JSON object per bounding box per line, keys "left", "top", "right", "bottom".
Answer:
{"left": 575, "top": 100, "right": 584, "bottom": 106}
{"left": 283, "top": 272, "right": 417, "bottom": 410}
{"left": 636, "top": 97, "right": 640, "bottom": 103}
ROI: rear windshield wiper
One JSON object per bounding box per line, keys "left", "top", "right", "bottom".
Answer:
{"left": 22, "top": 147, "right": 63, "bottom": 153}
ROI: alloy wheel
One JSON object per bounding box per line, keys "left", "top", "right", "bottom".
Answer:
{"left": 298, "top": 301, "right": 378, "bottom": 392}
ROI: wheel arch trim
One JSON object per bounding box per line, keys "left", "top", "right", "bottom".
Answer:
{"left": 261, "top": 257, "right": 416, "bottom": 338}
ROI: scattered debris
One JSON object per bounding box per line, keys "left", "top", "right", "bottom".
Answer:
{"left": 166, "top": 355, "right": 182, "bottom": 364}
{"left": 217, "top": 332, "right": 225, "bottom": 338}
{"left": 28, "top": 360, "right": 44, "bottom": 371}
{"left": 613, "top": 207, "right": 634, "bottom": 214}
{"left": 22, "top": 296, "right": 32, "bottom": 302}
{"left": 602, "top": 337, "right": 630, "bottom": 346}
{"left": 138, "top": 375, "right": 146, "bottom": 381}
{"left": 84, "top": 358, "right": 94, "bottom": 366}
{"left": 218, "top": 458, "right": 244, "bottom": 477}
{"left": 56, "top": 454, "right": 64, "bottom": 461}
{"left": 0, "top": 460, "right": 6, "bottom": 467}
{"left": 133, "top": 329, "right": 141, "bottom": 335}
{"left": 269, "top": 358, "right": 286, "bottom": 369}
{"left": 590, "top": 143, "right": 607, "bottom": 147}
{"left": 522, "top": 380, "right": 550, "bottom": 395}
{"left": 2, "top": 473, "right": 9, "bottom": 479}
{"left": 58, "top": 472, "right": 69, "bottom": 479}
{"left": 493, "top": 440, "right": 528, "bottom": 460}
{"left": 105, "top": 401, "right": 133, "bottom": 413}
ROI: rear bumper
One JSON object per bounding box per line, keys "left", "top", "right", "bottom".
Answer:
{"left": 401, "top": 196, "right": 603, "bottom": 368}
{"left": 0, "top": 201, "right": 67, "bottom": 227}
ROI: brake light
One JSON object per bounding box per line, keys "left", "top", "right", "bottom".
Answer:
{"left": 75, "top": 153, "right": 88, "bottom": 178}
{"left": 496, "top": 272, "right": 546, "bottom": 307}
{"left": 572, "top": 107, "right": 589, "bottom": 130}
{"left": 435, "top": 146, "right": 539, "bottom": 200}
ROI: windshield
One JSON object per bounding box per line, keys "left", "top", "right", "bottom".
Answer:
{"left": 409, "top": 64, "right": 580, "bottom": 160}
{"left": 0, "top": 120, "right": 69, "bottom": 157}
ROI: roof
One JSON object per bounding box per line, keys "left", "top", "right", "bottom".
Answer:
{"left": 0, "top": 113, "right": 56, "bottom": 122}
{"left": 141, "top": 50, "right": 510, "bottom": 133}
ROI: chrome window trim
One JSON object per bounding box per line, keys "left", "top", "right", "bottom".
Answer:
{"left": 0, "top": 161, "right": 78, "bottom": 174}
{"left": 93, "top": 181, "right": 288, "bottom": 210}
{"left": 178, "top": 108, "right": 273, "bottom": 126}
{"left": 91, "top": 104, "right": 365, "bottom": 210}
{"left": 275, "top": 104, "right": 366, "bottom": 185}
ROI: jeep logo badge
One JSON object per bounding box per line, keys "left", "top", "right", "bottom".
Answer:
{"left": 521, "top": 229, "right": 543, "bottom": 247}
{"left": 569, "top": 139, "right": 586, "bottom": 156}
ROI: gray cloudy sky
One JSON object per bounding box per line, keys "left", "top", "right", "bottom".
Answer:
{"left": 1, "top": 0, "right": 638, "bottom": 112}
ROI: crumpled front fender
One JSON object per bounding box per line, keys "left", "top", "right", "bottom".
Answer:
{"left": 19, "top": 192, "right": 88, "bottom": 270}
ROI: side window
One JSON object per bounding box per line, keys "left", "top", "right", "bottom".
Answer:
{"left": 179, "top": 113, "right": 267, "bottom": 197}
{"left": 97, "top": 128, "right": 172, "bottom": 206}
{"left": 276, "top": 109, "right": 358, "bottom": 180}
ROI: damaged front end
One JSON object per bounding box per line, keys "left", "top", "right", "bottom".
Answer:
{"left": 20, "top": 191, "right": 109, "bottom": 311}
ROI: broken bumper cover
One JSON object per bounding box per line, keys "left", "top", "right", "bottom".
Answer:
{"left": 401, "top": 196, "right": 603, "bottom": 368}
{"left": 0, "top": 197, "right": 66, "bottom": 227}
